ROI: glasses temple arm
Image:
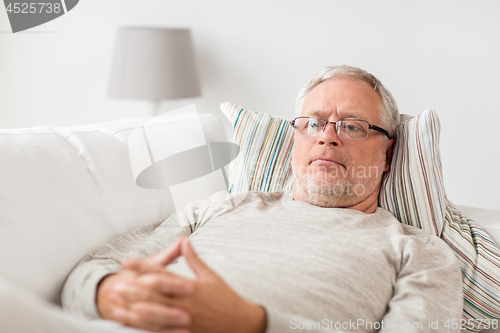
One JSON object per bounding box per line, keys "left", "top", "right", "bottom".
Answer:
{"left": 369, "top": 125, "right": 391, "bottom": 138}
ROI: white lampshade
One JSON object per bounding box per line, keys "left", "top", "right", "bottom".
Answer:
{"left": 108, "top": 27, "right": 201, "bottom": 101}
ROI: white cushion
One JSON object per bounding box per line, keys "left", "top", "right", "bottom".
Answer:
{"left": 0, "top": 277, "right": 145, "bottom": 333}
{"left": 0, "top": 113, "right": 228, "bottom": 305}
{"left": 456, "top": 205, "right": 500, "bottom": 244}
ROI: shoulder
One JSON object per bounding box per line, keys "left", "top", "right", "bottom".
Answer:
{"left": 175, "top": 190, "right": 285, "bottom": 226}
{"left": 375, "top": 207, "right": 458, "bottom": 265}
{"left": 400, "top": 223, "right": 455, "bottom": 258}
{"left": 374, "top": 207, "right": 441, "bottom": 242}
{"left": 198, "top": 190, "right": 285, "bottom": 208}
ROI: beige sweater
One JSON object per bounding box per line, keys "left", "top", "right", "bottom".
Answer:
{"left": 62, "top": 191, "right": 463, "bottom": 332}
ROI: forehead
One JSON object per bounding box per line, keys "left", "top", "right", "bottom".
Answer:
{"left": 301, "top": 78, "right": 382, "bottom": 123}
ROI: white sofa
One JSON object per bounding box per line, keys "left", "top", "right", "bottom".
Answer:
{"left": 1, "top": 112, "right": 499, "bottom": 332}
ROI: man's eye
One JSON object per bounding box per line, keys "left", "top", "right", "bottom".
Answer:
{"left": 344, "top": 123, "right": 363, "bottom": 131}
{"left": 307, "top": 122, "right": 321, "bottom": 129}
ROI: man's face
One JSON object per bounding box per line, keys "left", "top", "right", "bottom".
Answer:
{"left": 292, "top": 77, "right": 395, "bottom": 210}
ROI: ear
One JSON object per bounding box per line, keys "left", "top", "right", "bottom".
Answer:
{"left": 384, "top": 138, "right": 396, "bottom": 173}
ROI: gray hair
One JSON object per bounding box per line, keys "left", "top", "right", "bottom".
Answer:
{"left": 295, "top": 65, "right": 400, "bottom": 138}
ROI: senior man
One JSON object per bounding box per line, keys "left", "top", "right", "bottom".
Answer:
{"left": 62, "top": 65, "right": 463, "bottom": 333}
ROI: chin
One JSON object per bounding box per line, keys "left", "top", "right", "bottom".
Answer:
{"left": 304, "top": 171, "right": 346, "bottom": 191}
{"left": 294, "top": 171, "right": 380, "bottom": 207}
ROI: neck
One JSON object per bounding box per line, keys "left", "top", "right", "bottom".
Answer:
{"left": 292, "top": 186, "right": 380, "bottom": 214}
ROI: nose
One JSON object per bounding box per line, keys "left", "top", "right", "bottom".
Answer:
{"left": 317, "top": 122, "right": 341, "bottom": 147}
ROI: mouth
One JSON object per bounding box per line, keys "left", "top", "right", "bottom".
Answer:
{"left": 310, "top": 158, "right": 344, "bottom": 168}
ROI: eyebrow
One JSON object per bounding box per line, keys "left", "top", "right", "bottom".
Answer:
{"left": 306, "top": 110, "right": 327, "bottom": 118}
{"left": 305, "top": 109, "right": 368, "bottom": 122}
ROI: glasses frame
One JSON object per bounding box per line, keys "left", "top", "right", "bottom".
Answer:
{"left": 290, "top": 117, "right": 391, "bottom": 139}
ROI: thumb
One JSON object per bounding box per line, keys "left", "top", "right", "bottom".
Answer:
{"left": 146, "top": 235, "right": 184, "bottom": 266}
{"left": 182, "top": 238, "right": 211, "bottom": 278}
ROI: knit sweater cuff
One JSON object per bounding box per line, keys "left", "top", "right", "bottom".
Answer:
{"left": 61, "top": 260, "right": 122, "bottom": 320}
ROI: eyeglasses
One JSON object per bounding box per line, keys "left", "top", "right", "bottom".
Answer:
{"left": 291, "top": 117, "right": 391, "bottom": 139}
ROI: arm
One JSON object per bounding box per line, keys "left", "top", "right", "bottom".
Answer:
{"left": 262, "top": 238, "right": 462, "bottom": 333}
{"left": 116, "top": 230, "right": 463, "bottom": 333}
{"left": 118, "top": 237, "right": 268, "bottom": 333}
{"left": 179, "top": 232, "right": 462, "bottom": 333}
{"left": 61, "top": 215, "right": 190, "bottom": 319}
{"left": 377, "top": 229, "right": 463, "bottom": 333}
{"left": 61, "top": 191, "right": 232, "bottom": 321}
{"left": 95, "top": 237, "right": 196, "bottom": 332}
{"left": 268, "top": 229, "right": 462, "bottom": 333}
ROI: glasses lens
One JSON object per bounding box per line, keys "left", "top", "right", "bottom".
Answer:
{"left": 293, "top": 118, "right": 325, "bottom": 136}
{"left": 338, "top": 120, "right": 369, "bottom": 139}
{"left": 293, "top": 118, "right": 371, "bottom": 139}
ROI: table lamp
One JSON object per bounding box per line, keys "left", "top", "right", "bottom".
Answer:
{"left": 108, "top": 27, "right": 201, "bottom": 116}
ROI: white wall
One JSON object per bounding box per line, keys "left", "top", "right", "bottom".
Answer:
{"left": 1, "top": 0, "right": 499, "bottom": 210}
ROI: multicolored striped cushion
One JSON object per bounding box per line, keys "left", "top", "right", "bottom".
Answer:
{"left": 221, "top": 102, "right": 500, "bottom": 332}
{"left": 380, "top": 109, "right": 500, "bottom": 331}
{"left": 380, "top": 111, "right": 447, "bottom": 236}
{"left": 220, "top": 102, "right": 294, "bottom": 192}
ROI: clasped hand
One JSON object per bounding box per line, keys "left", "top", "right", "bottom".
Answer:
{"left": 96, "top": 236, "right": 267, "bottom": 333}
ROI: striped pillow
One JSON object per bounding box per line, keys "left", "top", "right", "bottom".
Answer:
{"left": 222, "top": 102, "right": 500, "bottom": 332}
{"left": 220, "top": 102, "right": 294, "bottom": 192}
{"left": 379, "top": 111, "right": 447, "bottom": 236}
{"left": 380, "top": 109, "right": 500, "bottom": 331}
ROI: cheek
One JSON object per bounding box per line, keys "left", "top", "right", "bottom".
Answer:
{"left": 349, "top": 143, "right": 385, "bottom": 169}
{"left": 292, "top": 140, "right": 310, "bottom": 165}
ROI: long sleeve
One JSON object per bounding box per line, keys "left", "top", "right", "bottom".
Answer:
{"left": 61, "top": 190, "right": 233, "bottom": 319}
{"left": 61, "top": 217, "right": 189, "bottom": 319}
{"left": 261, "top": 225, "right": 463, "bottom": 333}
{"left": 378, "top": 226, "right": 463, "bottom": 332}
{"left": 61, "top": 190, "right": 464, "bottom": 332}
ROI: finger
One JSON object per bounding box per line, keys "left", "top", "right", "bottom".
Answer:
{"left": 159, "top": 330, "right": 191, "bottom": 333}
{"left": 122, "top": 258, "right": 166, "bottom": 274}
{"left": 122, "top": 236, "right": 186, "bottom": 273}
{"left": 158, "top": 329, "right": 191, "bottom": 333}
{"left": 181, "top": 238, "right": 211, "bottom": 278}
{"left": 114, "top": 302, "right": 190, "bottom": 332}
{"left": 147, "top": 236, "right": 185, "bottom": 266}
{"left": 137, "top": 273, "right": 193, "bottom": 297}
{"left": 113, "top": 280, "right": 177, "bottom": 305}
{"left": 123, "top": 261, "right": 193, "bottom": 297}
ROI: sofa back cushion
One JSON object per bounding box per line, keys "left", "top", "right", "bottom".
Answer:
{"left": 0, "top": 113, "right": 228, "bottom": 305}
